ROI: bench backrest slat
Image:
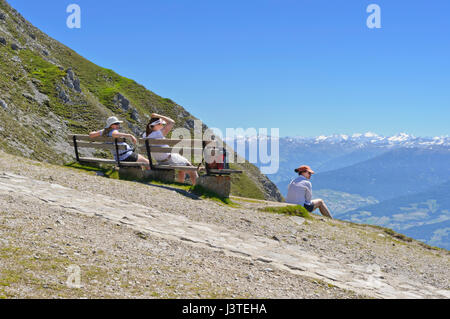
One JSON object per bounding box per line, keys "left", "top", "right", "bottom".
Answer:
{"left": 137, "top": 146, "right": 205, "bottom": 154}
{"left": 68, "top": 134, "right": 127, "bottom": 143}
{"left": 68, "top": 135, "right": 237, "bottom": 175}
{"left": 68, "top": 140, "right": 129, "bottom": 151}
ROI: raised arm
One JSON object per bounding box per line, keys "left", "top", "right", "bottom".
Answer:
{"left": 89, "top": 130, "right": 102, "bottom": 138}
{"left": 152, "top": 113, "right": 175, "bottom": 137}
{"left": 111, "top": 130, "right": 137, "bottom": 145}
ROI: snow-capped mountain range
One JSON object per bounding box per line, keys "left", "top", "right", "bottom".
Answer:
{"left": 225, "top": 132, "right": 450, "bottom": 148}
{"left": 223, "top": 131, "right": 450, "bottom": 195}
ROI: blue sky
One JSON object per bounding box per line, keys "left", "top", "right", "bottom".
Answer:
{"left": 7, "top": 0, "right": 450, "bottom": 137}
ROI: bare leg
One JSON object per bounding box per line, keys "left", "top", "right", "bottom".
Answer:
{"left": 311, "top": 199, "right": 333, "bottom": 219}
{"left": 137, "top": 155, "right": 151, "bottom": 170}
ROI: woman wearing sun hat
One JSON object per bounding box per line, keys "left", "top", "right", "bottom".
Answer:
{"left": 286, "top": 165, "right": 333, "bottom": 218}
{"left": 142, "top": 113, "right": 198, "bottom": 185}
{"left": 89, "top": 116, "right": 149, "bottom": 166}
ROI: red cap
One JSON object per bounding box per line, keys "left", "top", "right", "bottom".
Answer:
{"left": 295, "top": 165, "right": 315, "bottom": 174}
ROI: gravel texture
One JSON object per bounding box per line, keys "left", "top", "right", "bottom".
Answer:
{"left": 0, "top": 151, "right": 448, "bottom": 299}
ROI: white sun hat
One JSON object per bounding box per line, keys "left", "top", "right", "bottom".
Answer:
{"left": 105, "top": 116, "right": 123, "bottom": 129}
{"left": 150, "top": 118, "right": 167, "bottom": 126}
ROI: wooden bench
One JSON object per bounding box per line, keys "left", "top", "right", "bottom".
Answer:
{"left": 68, "top": 134, "right": 144, "bottom": 167}
{"left": 68, "top": 134, "right": 242, "bottom": 197}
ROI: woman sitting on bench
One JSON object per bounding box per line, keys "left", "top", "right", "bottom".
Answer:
{"left": 89, "top": 116, "right": 150, "bottom": 167}
{"left": 142, "top": 113, "right": 198, "bottom": 185}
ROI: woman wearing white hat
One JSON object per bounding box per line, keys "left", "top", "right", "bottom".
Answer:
{"left": 89, "top": 116, "right": 149, "bottom": 166}
{"left": 142, "top": 113, "right": 198, "bottom": 185}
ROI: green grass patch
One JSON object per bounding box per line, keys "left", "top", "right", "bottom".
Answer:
{"left": 190, "top": 184, "right": 238, "bottom": 206}
{"left": 64, "top": 162, "right": 119, "bottom": 179}
{"left": 382, "top": 228, "right": 413, "bottom": 243}
{"left": 63, "top": 163, "right": 238, "bottom": 205}
{"left": 0, "top": 111, "right": 66, "bottom": 164}
{"left": 229, "top": 163, "right": 266, "bottom": 200}
{"left": 0, "top": 269, "right": 22, "bottom": 287}
{"left": 147, "top": 179, "right": 192, "bottom": 191}
{"left": 97, "top": 86, "right": 120, "bottom": 108}
{"left": 258, "top": 205, "right": 312, "bottom": 219}
{"left": 0, "top": 10, "right": 278, "bottom": 203}
{"left": 363, "top": 224, "right": 444, "bottom": 251}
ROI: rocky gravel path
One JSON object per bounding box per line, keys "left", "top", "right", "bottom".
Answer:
{"left": 0, "top": 151, "right": 449, "bottom": 298}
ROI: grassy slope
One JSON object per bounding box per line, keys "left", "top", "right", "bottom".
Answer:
{"left": 0, "top": 0, "right": 282, "bottom": 201}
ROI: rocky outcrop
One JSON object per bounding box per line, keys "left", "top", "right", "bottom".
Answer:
{"left": 113, "top": 92, "right": 144, "bottom": 135}
{"left": 258, "top": 174, "right": 284, "bottom": 201}
{"left": 23, "top": 80, "right": 49, "bottom": 105}
{"left": 56, "top": 85, "right": 70, "bottom": 104}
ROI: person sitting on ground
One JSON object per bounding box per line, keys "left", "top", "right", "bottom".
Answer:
{"left": 89, "top": 116, "right": 150, "bottom": 167}
{"left": 142, "top": 113, "right": 198, "bottom": 185}
{"left": 286, "top": 165, "right": 333, "bottom": 219}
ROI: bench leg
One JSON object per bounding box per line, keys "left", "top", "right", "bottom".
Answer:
{"left": 197, "top": 175, "right": 231, "bottom": 198}
{"left": 118, "top": 167, "right": 145, "bottom": 180}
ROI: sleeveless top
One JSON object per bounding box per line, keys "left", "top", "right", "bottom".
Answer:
{"left": 286, "top": 175, "right": 313, "bottom": 206}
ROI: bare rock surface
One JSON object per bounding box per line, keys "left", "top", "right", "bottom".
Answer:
{"left": 0, "top": 151, "right": 448, "bottom": 299}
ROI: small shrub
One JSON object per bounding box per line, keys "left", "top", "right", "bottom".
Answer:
{"left": 258, "top": 205, "right": 312, "bottom": 219}
{"left": 190, "top": 184, "right": 236, "bottom": 206}
{"left": 383, "top": 228, "right": 413, "bottom": 242}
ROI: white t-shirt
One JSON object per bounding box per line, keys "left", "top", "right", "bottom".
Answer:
{"left": 142, "top": 130, "right": 170, "bottom": 162}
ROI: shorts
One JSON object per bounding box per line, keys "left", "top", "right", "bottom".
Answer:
{"left": 303, "top": 203, "right": 315, "bottom": 212}
{"left": 121, "top": 151, "right": 139, "bottom": 163}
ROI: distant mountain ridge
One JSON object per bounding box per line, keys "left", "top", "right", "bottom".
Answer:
{"left": 225, "top": 132, "right": 450, "bottom": 250}
{"left": 226, "top": 132, "right": 450, "bottom": 152}
{"left": 225, "top": 132, "right": 450, "bottom": 192}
